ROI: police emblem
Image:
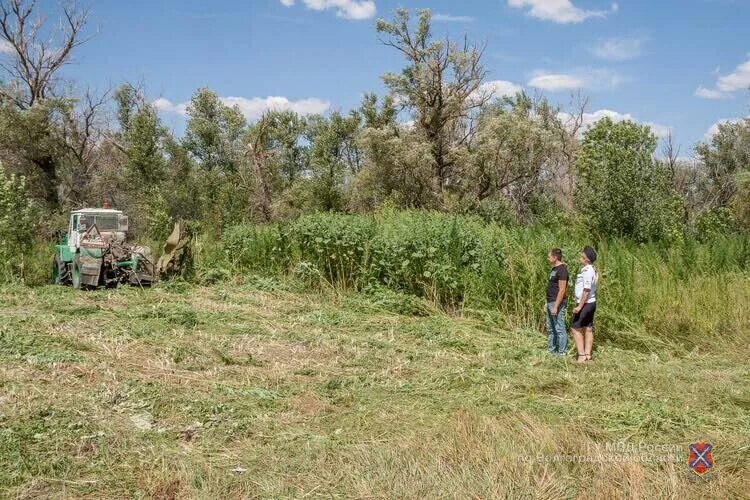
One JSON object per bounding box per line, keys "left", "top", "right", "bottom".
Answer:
{"left": 688, "top": 441, "right": 713, "bottom": 475}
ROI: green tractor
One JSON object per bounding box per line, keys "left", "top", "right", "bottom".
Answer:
{"left": 52, "top": 207, "right": 155, "bottom": 289}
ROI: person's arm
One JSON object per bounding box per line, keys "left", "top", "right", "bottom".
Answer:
{"left": 574, "top": 288, "right": 589, "bottom": 313}
{"left": 552, "top": 280, "right": 567, "bottom": 315}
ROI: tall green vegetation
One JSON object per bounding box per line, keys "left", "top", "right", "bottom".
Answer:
{"left": 221, "top": 211, "right": 749, "bottom": 349}
{"left": 0, "top": 164, "right": 37, "bottom": 279}
{"left": 575, "top": 118, "right": 684, "bottom": 242}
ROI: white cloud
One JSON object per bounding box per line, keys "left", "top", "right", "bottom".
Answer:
{"left": 716, "top": 57, "right": 750, "bottom": 93}
{"left": 558, "top": 109, "right": 671, "bottom": 138}
{"left": 469, "top": 80, "right": 523, "bottom": 106}
{"left": 432, "top": 13, "right": 474, "bottom": 23}
{"left": 280, "top": 0, "right": 376, "bottom": 20}
{"left": 507, "top": 0, "right": 617, "bottom": 24}
{"left": 477, "top": 80, "right": 524, "bottom": 98}
{"left": 590, "top": 36, "right": 646, "bottom": 61}
{"left": 696, "top": 56, "right": 750, "bottom": 99}
{"left": 153, "top": 98, "right": 188, "bottom": 116}
{"left": 528, "top": 73, "right": 585, "bottom": 91}
{"left": 528, "top": 69, "right": 625, "bottom": 92}
{"left": 694, "top": 86, "right": 729, "bottom": 99}
{"left": 703, "top": 118, "right": 750, "bottom": 140}
{"left": 643, "top": 121, "right": 672, "bottom": 139}
{"left": 153, "top": 96, "right": 331, "bottom": 121}
{"left": 221, "top": 96, "right": 330, "bottom": 120}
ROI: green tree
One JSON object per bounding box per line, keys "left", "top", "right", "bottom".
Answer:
{"left": 184, "top": 88, "right": 246, "bottom": 174}
{"left": 0, "top": 0, "right": 90, "bottom": 208}
{"left": 695, "top": 118, "right": 750, "bottom": 207}
{"left": 466, "top": 93, "right": 563, "bottom": 220}
{"left": 306, "top": 111, "right": 363, "bottom": 211}
{"left": 0, "top": 98, "right": 68, "bottom": 207}
{"left": 376, "top": 9, "right": 488, "bottom": 203}
{"left": 352, "top": 94, "right": 437, "bottom": 210}
{"left": 576, "top": 118, "right": 684, "bottom": 242}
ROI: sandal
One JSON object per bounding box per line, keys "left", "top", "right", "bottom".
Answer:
{"left": 576, "top": 353, "right": 587, "bottom": 364}
{"left": 585, "top": 353, "right": 592, "bottom": 361}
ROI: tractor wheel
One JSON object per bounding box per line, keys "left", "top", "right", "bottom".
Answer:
{"left": 52, "top": 254, "right": 71, "bottom": 285}
{"left": 71, "top": 255, "right": 83, "bottom": 289}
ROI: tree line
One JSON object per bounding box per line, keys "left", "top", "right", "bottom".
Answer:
{"left": 0, "top": 3, "right": 747, "bottom": 255}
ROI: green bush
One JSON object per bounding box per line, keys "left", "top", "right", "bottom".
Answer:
{"left": 693, "top": 207, "right": 736, "bottom": 241}
{"left": 0, "top": 165, "right": 39, "bottom": 283}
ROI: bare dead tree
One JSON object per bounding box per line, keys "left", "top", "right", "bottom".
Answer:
{"left": 60, "top": 87, "right": 111, "bottom": 204}
{"left": 543, "top": 91, "right": 589, "bottom": 210}
{"left": 0, "top": 0, "right": 91, "bottom": 108}
{"left": 244, "top": 115, "right": 274, "bottom": 222}
{"left": 661, "top": 130, "right": 680, "bottom": 184}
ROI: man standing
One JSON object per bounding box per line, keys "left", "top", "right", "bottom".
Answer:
{"left": 545, "top": 248, "right": 569, "bottom": 355}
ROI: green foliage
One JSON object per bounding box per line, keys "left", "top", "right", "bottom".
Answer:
{"left": 695, "top": 118, "right": 750, "bottom": 206}
{"left": 0, "top": 165, "right": 38, "bottom": 282}
{"left": 0, "top": 99, "right": 69, "bottom": 207}
{"left": 575, "top": 118, "right": 685, "bottom": 242}
{"left": 122, "top": 106, "right": 167, "bottom": 188}
{"left": 184, "top": 88, "right": 246, "bottom": 174}
{"left": 216, "top": 210, "right": 750, "bottom": 348}
{"left": 731, "top": 170, "right": 750, "bottom": 232}
{"left": 467, "top": 94, "right": 564, "bottom": 220}
{"left": 693, "top": 206, "right": 736, "bottom": 241}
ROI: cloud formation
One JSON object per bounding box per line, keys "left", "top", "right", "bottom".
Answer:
{"left": 154, "top": 96, "right": 331, "bottom": 121}
{"left": 507, "top": 0, "right": 617, "bottom": 24}
{"left": 528, "top": 73, "right": 585, "bottom": 91}
{"left": 590, "top": 36, "right": 646, "bottom": 61}
{"left": 703, "top": 117, "right": 749, "bottom": 140}
{"left": 476, "top": 80, "right": 524, "bottom": 98}
{"left": 559, "top": 108, "right": 671, "bottom": 138}
{"left": 280, "top": 0, "right": 376, "bottom": 20}
{"left": 528, "top": 69, "right": 625, "bottom": 92}
{"left": 696, "top": 56, "right": 750, "bottom": 99}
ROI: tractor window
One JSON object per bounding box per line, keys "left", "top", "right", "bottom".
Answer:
{"left": 92, "top": 215, "right": 119, "bottom": 231}
{"left": 75, "top": 214, "right": 119, "bottom": 231}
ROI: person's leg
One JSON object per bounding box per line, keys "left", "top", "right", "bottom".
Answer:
{"left": 584, "top": 327, "right": 594, "bottom": 360}
{"left": 572, "top": 306, "right": 586, "bottom": 362}
{"left": 555, "top": 302, "right": 568, "bottom": 355}
{"left": 545, "top": 302, "right": 556, "bottom": 353}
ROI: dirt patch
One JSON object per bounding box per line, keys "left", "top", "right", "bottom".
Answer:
{"left": 290, "top": 393, "right": 328, "bottom": 415}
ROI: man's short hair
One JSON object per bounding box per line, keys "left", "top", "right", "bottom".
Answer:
{"left": 550, "top": 248, "right": 563, "bottom": 260}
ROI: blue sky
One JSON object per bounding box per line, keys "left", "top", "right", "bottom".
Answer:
{"left": 55, "top": 0, "right": 750, "bottom": 154}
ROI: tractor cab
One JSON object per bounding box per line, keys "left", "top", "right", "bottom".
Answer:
{"left": 67, "top": 208, "right": 129, "bottom": 251}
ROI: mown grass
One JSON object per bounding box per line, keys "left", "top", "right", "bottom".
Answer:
{"left": 0, "top": 279, "right": 748, "bottom": 498}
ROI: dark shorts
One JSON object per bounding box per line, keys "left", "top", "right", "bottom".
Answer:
{"left": 572, "top": 302, "right": 596, "bottom": 329}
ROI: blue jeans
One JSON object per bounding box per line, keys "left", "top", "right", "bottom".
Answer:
{"left": 545, "top": 301, "right": 567, "bottom": 354}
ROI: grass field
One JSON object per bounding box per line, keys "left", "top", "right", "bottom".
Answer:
{"left": 1, "top": 278, "right": 748, "bottom": 498}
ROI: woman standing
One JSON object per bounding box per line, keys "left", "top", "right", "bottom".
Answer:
{"left": 572, "top": 246, "right": 598, "bottom": 364}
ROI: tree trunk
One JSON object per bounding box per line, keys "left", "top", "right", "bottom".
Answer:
{"left": 33, "top": 155, "right": 59, "bottom": 208}
{"left": 251, "top": 153, "right": 272, "bottom": 222}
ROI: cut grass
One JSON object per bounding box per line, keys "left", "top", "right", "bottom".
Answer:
{"left": 0, "top": 281, "right": 748, "bottom": 498}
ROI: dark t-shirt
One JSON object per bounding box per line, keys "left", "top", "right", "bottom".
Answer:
{"left": 546, "top": 264, "right": 569, "bottom": 303}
